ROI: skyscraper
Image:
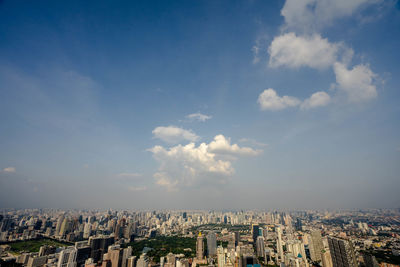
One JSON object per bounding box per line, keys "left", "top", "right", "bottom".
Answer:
{"left": 136, "top": 255, "right": 148, "bottom": 267}
{"left": 56, "top": 215, "right": 65, "bottom": 236}
{"left": 322, "top": 250, "right": 333, "bottom": 267}
{"left": 309, "top": 230, "right": 324, "bottom": 262}
{"left": 89, "top": 236, "right": 115, "bottom": 263}
{"left": 83, "top": 223, "right": 91, "bottom": 239}
{"left": 57, "top": 247, "right": 78, "bottom": 267}
{"left": 327, "top": 237, "right": 357, "bottom": 267}
{"left": 276, "top": 225, "right": 284, "bottom": 263}
{"left": 256, "top": 236, "right": 265, "bottom": 258}
{"left": 217, "top": 246, "right": 225, "bottom": 267}
{"left": 196, "top": 232, "right": 204, "bottom": 260}
{"left": 121, "top": 247, "right": 132, "bottom": 267}
{"left": 207, "top": 231, "right": 217, "bottom": 257}
{"left": 252, "top": 224, "right": 260, "bottom": 244}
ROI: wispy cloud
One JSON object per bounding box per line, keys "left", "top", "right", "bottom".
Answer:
{"left": 239, "top": 138, "right": 268, "bottom": 147}
{"left": 185, "top": 112, "right": 212, "bottom": 122}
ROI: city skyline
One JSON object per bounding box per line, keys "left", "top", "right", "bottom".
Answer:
{"left": 0, "top": 0, "right": 400, "bottom": 209}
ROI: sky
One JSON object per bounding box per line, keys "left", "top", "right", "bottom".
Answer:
{"left": 0, "top": 0, "right": 399, "bottom": 210}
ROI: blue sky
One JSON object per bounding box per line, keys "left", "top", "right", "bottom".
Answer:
{"left": 0, "top": 0, "right": 399, "bottom": 210}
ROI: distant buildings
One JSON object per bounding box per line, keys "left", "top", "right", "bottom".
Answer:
{"left": 1, "top": 209, "right": 400, "bottom": 267}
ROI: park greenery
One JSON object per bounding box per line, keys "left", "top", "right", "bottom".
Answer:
{"left": 7, "top": 238, "right": 70, "bottom": 254}
{"left": 124, "top": 236, "right": 196, "bottom": 262}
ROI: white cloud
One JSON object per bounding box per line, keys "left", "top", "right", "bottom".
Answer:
{"left": 301, "top": 91, "right": 331, "bottom": 109}
{"left": 258, "top": 0, "right": 380, "bottom": 111}
{"left": 185, "top": 112, "right": 212, "bottom": 122}
{"left": 117, "top": 172, "right": 142, "bottom": 178}
{"left": 208, "top": 135, "right": 262, "bottom": 156}
{"left": 258, "top": 88, "right": 301, "bottom": 111}
{"left": 333, "top": 62, "right": 377, "bottom": 102}
{"left": 128, "top": 186, "right": 147, "bottom": 192}
{"left": 148, "top": 135, "right": 261, "bottom": 191}
{"left": 2, "top": 167, "right": 16, "bottom": 173}
{"left": 268, "top": 33, "right": 341, "bottom": 69}
{"left": 152, "top": 126, "right": 199, "bottom": 144}
{"left": 281, "top": 0, "right": 379, "bottom": 32}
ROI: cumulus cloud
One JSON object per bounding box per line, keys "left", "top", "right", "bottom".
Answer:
{"left": 333, "top": 62, "right": 377, "bottom": 102}
{"left": 208, "top": 135, "right": 262, "bottom": 156}
{"left": 301, "top": 91, "right": 331, "bottom": 109}
{"left": 258, "top": 0, "right": 380, "bottom": 110}
{"left": 185, "top": 112, "right": 212, "bottom": 122}
{"left": 152, "top": 126, "right": 199, "bottom": 144}
{"left": 148, "top": 135, "right": 261, "bottom": 191}
{"left": 281, "top": 0, "right": 379, "bottom": 32}
{"left": 268, "top": 33, "right": 341, "bottom": 69}
{"left": 258, "top": 88, "right": 301, "bottom": 111}
{"left": 2, "top": 167, "right": 16, "bottom": 173}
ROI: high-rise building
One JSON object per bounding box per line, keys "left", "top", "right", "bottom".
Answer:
{"left": 256, "top": 236, "right": 265, "bottom": 258}
{"left": 57, "top": 247, "right": 78, "bottom": 267}
{"left": 252, "top": 224, "right": 260, "bottom": 244}
{"left": 136, "top": 255, "right": 148, "bottom": 267}
{"left": 286, "top": 240, "right": 306, "bottom": 259}
{"left": 322, "top": 250, "right": 333, "bottom": 267}
{"left": 56, "top": 215, "right": 65, "bottom": 236}
{"left": 127, "top": 256, "right": 137, "bottom": 267}
{"left": 309, "top": 230, "right": 324, "bottom": 262}
{"left": 166, "top": 253, "right": 176, "bottom": 267}
{"left": 75, "top": 242, "right": 91, "bottom": 267}
{"left": 295, "top": 218, "right": 303, "bottom": 231}
{"left": 327, "top": 237, "right": 357, "bottom": 267}
{"left": 196, "top": 232, "right": 204, "bottom": 260}
{"left": 363, "top": 254, "right": 379, "bottom": 267}
{"left": 60, "top": 218, "right": 71, "bottom": 237}
{"left": 39, "top": 245, "right": 56, "bottom": 256}
{"left": 27, "top": 256, "right": 48, "bottom": 267}
{"left": 217, "top": 246, "right": 225, "bottom": 267}
{"left": 207, "top": 231, "right": 217, "bottom": 257}
{"left": 160, "top": 257, "right": 165, "bottom": 267}
{"left": 121, "top": 247, "right": 132, "bottom": 267}
{"left": 83, "top": 223, "right": 92, "bottom": 239}
{"left": 89, "top": 236, "right": 115, "bottom": 263}
{"left": 276, "top": 225, "right": 284, "bottom": 263}
{"left": 234, "top": 232, "right": 240, "bottom": 247}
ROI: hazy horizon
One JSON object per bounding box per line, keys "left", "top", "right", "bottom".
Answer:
{"left": 1, "top": 0, "right": 400, "bottom": 210}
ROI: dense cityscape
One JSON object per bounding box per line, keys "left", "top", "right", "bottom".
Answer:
{"left": 1, "top": 209, "right": 400, "bottom": 267}
{"left": 1, "top": 2, "right": 400, "bottom": 267}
